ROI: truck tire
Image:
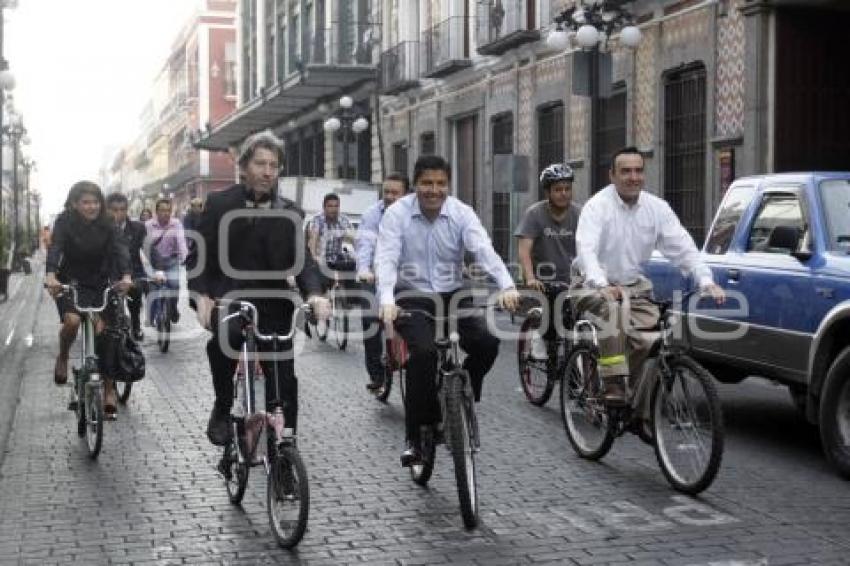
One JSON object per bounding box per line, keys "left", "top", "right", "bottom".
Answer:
{"left": 819, "top": 346, "right": 850, "bottom": 479}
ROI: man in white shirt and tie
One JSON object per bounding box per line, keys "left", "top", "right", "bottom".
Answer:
{"left": 574, "top": 146, "right": 725, "bottom": 404}
{"left": 376, "top": 155, "right": 520, "bottom": 466}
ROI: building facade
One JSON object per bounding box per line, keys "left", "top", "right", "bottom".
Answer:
{"left": 378, "top": 0, "right": 850, "bottom": 265}
{"left": 196, "top": 0, "right": 383, "bottom": 219}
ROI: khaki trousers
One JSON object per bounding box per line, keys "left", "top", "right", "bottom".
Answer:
{"left": 572, "top": 277, "right": 660, "bottom": 380}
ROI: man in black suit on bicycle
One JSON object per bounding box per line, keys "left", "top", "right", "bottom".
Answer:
{"left": 107, "top": 192, "right": 147, "bottom": 341}
{"left": 190, "top": 130, "right": 330, "bottom": 446}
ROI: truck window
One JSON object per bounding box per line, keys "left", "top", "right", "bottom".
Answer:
{"left": 820, "top": 179, "right": 850, "bottom": 253}
{"left": 705, "top": 185, "right": 755, "bottom": 254}
{"left": 747, "top": 194, "right": 806, "bottom": 253}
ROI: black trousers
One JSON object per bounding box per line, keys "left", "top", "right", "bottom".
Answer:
{"left": 207, "top": 304, "right": 298, "bottom": 431}
{"left": 127, "top": 282, "right": 143, "bottom": 330}
{"left": 361, "top": 282, "right": 384, "bottom": 381}
{"left": 395, "top": 292, "right": 499, "bottom": 440}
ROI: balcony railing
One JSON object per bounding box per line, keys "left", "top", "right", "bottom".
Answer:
{"left": 477, "top": 0, "right": 540, "bottom": 56}
{"left": 421, "top": 17, "right": 472, "bottom": 78}
{"left": 304, "top": 22, "right": 378, "bottom": 68}
{"left": 380, "top": 41, "right": 420, "bottom": 94}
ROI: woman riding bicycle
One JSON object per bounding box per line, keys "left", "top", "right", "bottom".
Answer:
{"left": 45, "top": 181, "right": 132, "bottom": 417}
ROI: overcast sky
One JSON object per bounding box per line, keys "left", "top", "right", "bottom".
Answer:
{"left": 5, "top": 0, "right": 202, "bottom": 218}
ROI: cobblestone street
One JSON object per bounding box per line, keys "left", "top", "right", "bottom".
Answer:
{"left": 1, "top": 284, "right": 849, "bottom": 565}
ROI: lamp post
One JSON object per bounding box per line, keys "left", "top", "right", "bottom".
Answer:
{"left": 323, "top": 95, "right": 369, "bottom": 180}
{"left": 21, "top": 156, "right": 33, "bottom": 251}
{"left": 548, "top": 0, "right": 641, "bottom": 190}
{"left": 2, "top": 110, "right": 25, "bottom": 264}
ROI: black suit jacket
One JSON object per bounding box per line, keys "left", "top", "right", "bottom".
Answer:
{"left": 120, "top": 219, "right": 147, "bottom": 277}
{"left": 189, "top": 184, "right": 323, "bottom": 330}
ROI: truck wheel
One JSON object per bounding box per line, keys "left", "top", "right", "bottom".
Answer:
{"left": 819, "top": 346, "right": 850, "bottom": 479}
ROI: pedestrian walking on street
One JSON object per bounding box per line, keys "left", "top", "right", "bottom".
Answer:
{"left": 356, "top": 172, "right": 408, "bottom": 391}
{"left": 139, "top": 208, "right": 153, "bottom": 222}
{"left": 44, "top": 181, "right": 132, "bottom": 417}
{"left": 189, "top": 130, "right": 330, "bottom": 446}
{"left": 107, "top": 193, "right": 147, "bottom": 341}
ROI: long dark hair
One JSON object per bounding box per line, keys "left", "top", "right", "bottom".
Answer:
{"left": 64, "top": 181, "right": 111, "bottom": 229}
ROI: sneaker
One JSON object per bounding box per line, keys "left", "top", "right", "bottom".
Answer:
{"left": 206, "top": 407, "right": 232, "bottom": 446}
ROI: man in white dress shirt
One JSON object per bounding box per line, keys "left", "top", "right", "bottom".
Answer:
{"left": 574, "top": 146, "right": 725, "bottom": 404}
{"left": 376, "top": 155, "right": 520, "bottom": 466}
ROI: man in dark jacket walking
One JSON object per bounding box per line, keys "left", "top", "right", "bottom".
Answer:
{"left": 107, "top": 192, "right": 147, "bottom": 341}
{"left": 190, "top": 131, "right": 329, "bottom": 446}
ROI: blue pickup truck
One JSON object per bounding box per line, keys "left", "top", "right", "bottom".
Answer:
{"left": 645, "top": 172, "right": 850, "bottom": 478}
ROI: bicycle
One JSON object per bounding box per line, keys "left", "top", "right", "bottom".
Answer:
{"left": 216, "top": 300, "right": 310, "bottom": 549}
{"left": 560, "top": 289, "right": 724, "bottom": 494}
{"left": 516, "top": 282, "right": 573, "bottom": 406}
{"left": 143, "top": 275, "right": 173, "bottom": 353}
{"left": 50, "top": 284, "right": 114, "bottom": 459}
{"left": 398, "top": 308, "right": 481, "bottom": 529}
{"left": 373, "top": 320, "right": 408, "bottom": 403}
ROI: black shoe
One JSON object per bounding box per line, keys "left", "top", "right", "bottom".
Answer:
{"left": 170, "top": 310, "right": 180, "bottom": 324}
{"left": 206, "top": 407, "right": 232, "bottom": 446}
{"left": 400, "top": 444, "right": 421, "bottom": 468}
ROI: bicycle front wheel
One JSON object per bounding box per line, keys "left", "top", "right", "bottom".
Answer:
{"left": 156, "top": 310, "right": 170, "bottom": 353}
{"left": 651, "top": 356, "right": 724, "bottom": 495}
{"left": 560, "top": 347, "right": 614, "bottom": 460}
{"left": 517, "top": 315, "right": 554, "bottom": 406}
{"left": 267, "top": 444, "right": 309, "bottom": 549}
{"left": 85, "top": 380, "right": 104, "bottom": 459}
{"left": 221, "top": 420, "right": 249, "bottom": 504}
{"left": 333, "top": 300, "right": 348, "bottom": 351}
{"left": 445, "top": 371, "right": 479, "bottom": 529}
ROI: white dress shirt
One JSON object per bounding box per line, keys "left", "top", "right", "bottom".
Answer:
{"left": 375, "top": 194, "right": 515, "bottom": 306}
{"left": 575, "top": 185, "right": 713, "bottom": 288}
{"left": 354, "top": 199, "right": 385, "bottom": 275}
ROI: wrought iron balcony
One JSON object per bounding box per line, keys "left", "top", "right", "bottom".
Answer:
{"left": 380, "top": 41, "right": 420, "bottom": 94}
{"left": 421, "top": 17, "right": 472, "bottom": 79}
{"left": 305, "top": 22, "right": 378, "bottom": 69}
{"left": 477, "top": 0, "right": 540, "bottom": 56}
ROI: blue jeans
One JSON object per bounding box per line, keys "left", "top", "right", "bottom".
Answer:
{"left": 148, "top": 267, "right": 180, "bottom": 323}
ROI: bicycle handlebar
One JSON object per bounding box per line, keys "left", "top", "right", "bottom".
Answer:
{"left": 217, "top": 299, "right": 311, "bottom": 343}
{"left": 44, "top": 283, "right": 115, "bottom": 314}
{"left": 396, "top": 306, "right": 487, "bottom": 321}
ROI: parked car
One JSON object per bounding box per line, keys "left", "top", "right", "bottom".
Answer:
{"left": 644, "top": 172, "right": 850, "bottom": 478}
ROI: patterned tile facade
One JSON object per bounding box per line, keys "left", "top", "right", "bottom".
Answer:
{"left": 715, "top": 0, "right": 746, "bottom": 138}
{"left": 538, "top": 55, "right": 567, "bottom": 86}
{"left": 491, "top": 69, "right": 514, "bottom": 99}
{"left": 634, "top": 25, "right": 658, "bottom": 149}
{"left": 518, "top": 68, "right": 534, "bottom": 156}
{"left": 570, "top": 94, "right": 588, "bottom": 159}
{"left": 662, "top": 8, "right": 711, "bottom": 49}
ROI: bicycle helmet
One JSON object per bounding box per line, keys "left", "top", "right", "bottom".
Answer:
{"left": 539, "top": 163, "right": 574, "bottom": 190}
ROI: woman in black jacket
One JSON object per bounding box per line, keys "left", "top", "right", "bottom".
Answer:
{"left": 45, "top": 181, "right": 132, "bottom": 416}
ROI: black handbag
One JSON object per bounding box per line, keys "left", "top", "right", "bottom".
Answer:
{"left": 98, "top": 327, "right": 146, "bottom": 382}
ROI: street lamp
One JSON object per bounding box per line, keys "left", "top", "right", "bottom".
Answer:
{"left": 323, "top": 95, "right": 369, "bottom": 180}
{"left": 550, "top": 1, "right": 641, "bottom": 189}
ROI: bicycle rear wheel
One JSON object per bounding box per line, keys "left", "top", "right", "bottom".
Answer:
{"left": 267, "top": 444, "right": 309, "bottom": 548}
{"left": 517, "top": 315, "right": 554, "bottom": 406}
{"left": 410, "top": 425, "right": 436, "bottom": 486}
{"left": 561, "top": 347, "right": 615, "bottom": 460}
{"left": 444, "top": 371, "right": 479, "bottom": 529}
{"left": 85, "top": 380, "right": 104, "bottom": 459}
{"left": 116, "top": 380, "right": 132, "bottom": 404}
{"left": 652, "top": 356, "right": 724, "bottom": 495}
